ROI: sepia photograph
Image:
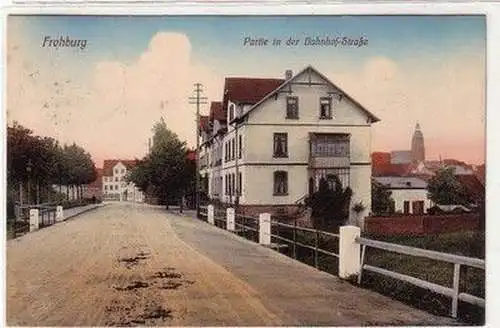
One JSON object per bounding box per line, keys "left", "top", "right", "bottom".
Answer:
{"left": 5, "top": 13, "right": 486, "bottom": 326}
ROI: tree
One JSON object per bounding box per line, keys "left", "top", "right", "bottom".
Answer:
{"left": 304, "top": 176, "right": 352, "bottom": 231}
{"left": 427, "top": 167, "right": 470, "bottom": 206}
{"left": 371, "top": 180, "right": 394, "bottom": 216}
{"left": 128, "top": 118, "right": 194, "bottom": 206}
{"left": 7, "top": 122, "right": 96, "bottom": 206}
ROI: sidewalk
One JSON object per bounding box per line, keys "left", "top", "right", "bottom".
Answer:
{"left": 63, "top": 203, "right": 105, "bottom": 220}
{"left": 167, "top": 211, "right": 459, "bottom": 326}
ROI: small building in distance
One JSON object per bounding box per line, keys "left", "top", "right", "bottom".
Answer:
{"left": 102, "top": 160, "right": 144, "bottom": 202}
{"left": 373, "top": 176, "right": 431, "bottom": 215}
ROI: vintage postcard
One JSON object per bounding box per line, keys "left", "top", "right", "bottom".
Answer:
{"left": 5, "top": 11, "right": 486, "bottom": 327}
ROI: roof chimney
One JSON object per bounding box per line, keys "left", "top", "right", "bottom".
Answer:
{"left": 285, "top": 69, "right": 293, "bottom": 80}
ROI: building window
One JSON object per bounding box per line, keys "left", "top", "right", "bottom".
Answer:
{"left": 232, "top": 138, "right": 236, "bottom": 160}
{"left": 225, "top": 174, "right": 228, "bottom": 194}
{"left": 238, "top": 172, "right": 242, "bottom": 195}
{"left": 273, "top": 171, "right": 288, "bottom": 195}
{"left": 286, "top": 96, "right": 299, "bottom": 119}
{"left": 273, "top": 133, "right": 288, "bottom": 158}
{"left": 115, "top": 177, "right": 118, "bottom": 182}
{"left": 320, "top": 97, "right": 332, "bottom": 119}
{"left": 403, "top": 201, "right": 410, "bottom": 214}
{"left": 104, "top": 185, "right": 108, "bottom": 190}
{"left": 224, "top": 142, "right": 228, "bottom": 162}
{"left": 311, "top": 134, "right": 349, "bottom": 157}
{"left": 231, "top": 173, "right": 236, "bottom": 194}
{"left": 412, "top": 201, "right": 425, "bottom": 215}
{"left": 121, "top": 169, "right": 125, "bottom": 174}
{"left": 238, "top": 135, "right": 242, "bottom": 159}
{"left": 229, "top": 103, "right": 235, "bottom": 121}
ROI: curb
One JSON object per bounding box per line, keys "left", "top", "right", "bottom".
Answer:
{"left": 63, "top": 204, "right": 106, "bottom": 221}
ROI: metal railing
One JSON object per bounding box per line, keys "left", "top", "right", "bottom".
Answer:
{"left": 356, "top": 237, "right": 485, "bottom": 318}
{"left": 214, "top": 209, "right": 227, "bottom": 229}
{"left": 38, "top": 205, "right": 58, "bottom": 227}
{"left": 234, "top": 213, "right": 260, "bottom": 242}
{"left": 270, "top": 220, "right": 339, "bottom": 269}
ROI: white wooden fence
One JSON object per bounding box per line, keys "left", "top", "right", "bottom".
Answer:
{"left": 197, "top": 204, "right": 485, "bottom": 319}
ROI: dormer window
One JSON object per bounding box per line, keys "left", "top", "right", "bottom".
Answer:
{"left": 320, "top": 97, "right": 332, "bottom": 119}
{"left": 286, "top": 96, "right": 299, "bottom": 119}
{"left": 229, "top": 103, "right": 235, "bottom": 121}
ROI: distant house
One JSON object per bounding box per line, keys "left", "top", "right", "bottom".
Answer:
{"left": 102, "top": 160, "right": 144, "bottom": 202}
{"left": 373, "top": 176, "right": 431, "bottom": 215}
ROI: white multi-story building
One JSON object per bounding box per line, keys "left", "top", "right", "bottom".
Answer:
{"left": 102, "top": 160, "right": 144, "bottom": 202}
{"left": 199, "top": 66, "right": 380, "bottom": 224}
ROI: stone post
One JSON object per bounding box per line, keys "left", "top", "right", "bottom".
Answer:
{"left": 227, "top": 207, "right": 235, "bottom": 231}
{"left": 29, "top": 209, "right": 39, "bottom": 232}
{"left": 56, "top": 206, "right": 64, "bottom": 222}
{"left": 207, "top": 205, "right": 215, "bottom": 225}
{"left": 339, "top": 225, "right": 361, "bottom": 279}
{"left": 259, "top": 213, "right": 271, "bottom": 245}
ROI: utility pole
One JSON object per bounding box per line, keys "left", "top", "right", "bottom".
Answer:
{"left": 189, "top": 83, "right": 207, "bottom": 218}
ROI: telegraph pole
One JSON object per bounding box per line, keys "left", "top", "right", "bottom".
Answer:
{"left": 189, "top": 83, "right": 207, "bottom": 218}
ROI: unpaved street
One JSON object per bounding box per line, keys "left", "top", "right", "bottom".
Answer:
{"left": 7, "top": 203, "right": 457, "bottom": 326}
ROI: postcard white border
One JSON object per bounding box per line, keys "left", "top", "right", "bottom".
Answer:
{"left": 0, "top": 2, "right": 497, "bottom": 327}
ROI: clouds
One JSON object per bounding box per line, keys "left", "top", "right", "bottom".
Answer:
{"left": 329, "top": 53, "right": 485, "bottom": 163}
{"left": 7, "top": 17, "right": 485, "bottom": 166}
{"left": 8, "top": 28, "right": 223, "bottom": 164}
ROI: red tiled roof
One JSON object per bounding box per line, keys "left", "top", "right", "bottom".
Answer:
{"left": 102, "top": 159, "right": 139, "bottom": 176}
{"left": 456, "top": 175, "right": 485, "bottom": 202}
{"left": 209, "top": 102, "right": 225, "bottom": 122}
{"left": 372, "top": 163, "right": 410, "bottom": 177}
{"left": 222, "top": 77, "right": 285, "bottom": 115}
{"left": 372, "top": 152, "right": 391, "bottom": 166}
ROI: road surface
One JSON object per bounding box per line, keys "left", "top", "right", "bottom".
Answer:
{"left": 6, "top": 202, "right": 458, "bottom": 326}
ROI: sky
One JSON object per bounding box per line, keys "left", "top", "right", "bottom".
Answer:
{"left": 6, "top": 15, "right": 486, "bottom": 165}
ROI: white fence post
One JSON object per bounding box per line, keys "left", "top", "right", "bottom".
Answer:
{"left": 207, "top": 205, "right": 215, "bottom": 225}
{"left": 259, "top": 213, "right": 271, "bottom": 245}
{"left": 29, "top": 209, "right": 39, "bottom": 232}
{"left": 339, "top": 225, "right": 361, "bottom": 279}
{"left": 56, "top": 206, "right": 64, "bottom": 222}
{"left": 227, "top": 208, "right": 235, "bottom": 231}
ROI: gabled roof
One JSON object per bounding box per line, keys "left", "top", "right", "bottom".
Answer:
{"left": 234, "top": 65, "right": 380, "bottom": 123}
{"left": 223, "top": 77, "right": 285, "bottom": 110}
{"left": 373, "top": 176, "right": 428, "bottom": 189}
{"left": 103, "top": 159, "right": 138, "bottom": 176}
{"left": 209, "top": 102, "right": 225, "bottom": 122}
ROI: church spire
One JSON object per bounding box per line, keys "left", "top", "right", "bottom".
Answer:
{"left": 411, "top": 122, "right": 425, "bottom": 163}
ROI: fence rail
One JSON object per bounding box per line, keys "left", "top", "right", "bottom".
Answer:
{"left": 356, "top": 236, "right": 485, "bottom": 318}
{"left": 195, "top": 204, "right": 485, "bottom": 321}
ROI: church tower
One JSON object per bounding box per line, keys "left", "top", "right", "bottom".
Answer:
{"left": 411, "top": 123, "right": 425, "bottom": 163}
